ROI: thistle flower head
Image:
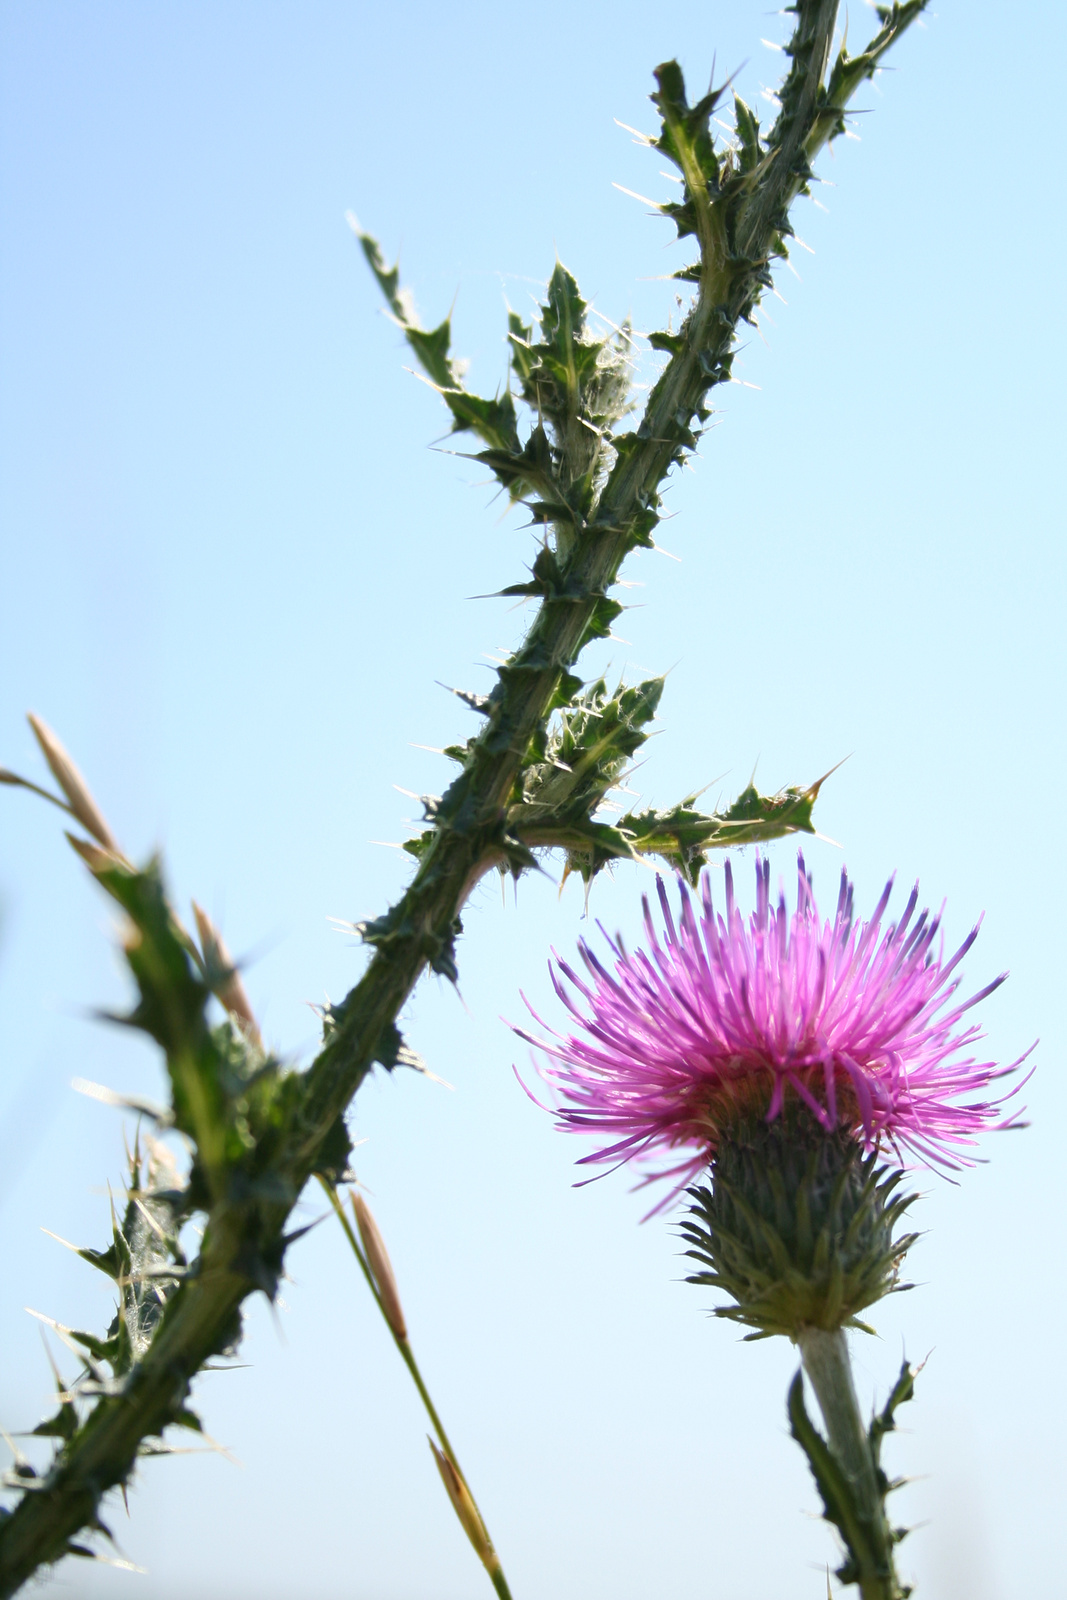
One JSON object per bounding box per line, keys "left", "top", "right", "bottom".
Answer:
{"left": 517, "top": 855, "right": 1024, "bottom": 1200}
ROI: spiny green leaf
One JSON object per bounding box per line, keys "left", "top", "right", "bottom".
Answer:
{"left": 403, "top": 319, "right": 453, "bottom": 388}
{"left": 77, "top": 1242, "right": 126, "bottom": 1282}
{"left": 575, "top": 595, "right": 624, "bottom": 651}
{"left": 446, "top": 389, "right": 520, "bottom": 454}
{"left": 510, "top": 675, "right": 663, "bottom": 832}
{"left": 508, "top": 767, "right": 829, "bottom": 887}
{"left": 355, "top": 227, "right": 520, "bottom": 456}
{"left": 869, "top": 1358, "right": 917, "bottom": 1467}
{"left": 402, "top": 828, "right": 435, "bottom": 862}
{"left": 371, "top": 1020, "right": 425, "bottom": 1072}
{"left": 31, "top": 1407, "right": 78, "bottom": 1445}
{"left": 474, "top": 421, "right": 556, "bottom": 500}
{"left": 547, "top": 670, "right": 584, "bottom": 712}
{"left": 311, "top": 1111, "right": 353, "bottom": 1184}
{"left": 713, "top": 779, "right": 821, "bottom": 841}
{"left": 65, "top": 1328, "right": 119, "bottom": 1363}
{"left": 650, "top": 61, "right": 724, "bottom": 188}
{"left": 811, "top": 3, "right": 929, "bottom": 154}
{"left": 543, "top": 263, "right": 589, "bottom": 362}
{"left": 443, "top": 685, "right": 491, "bottom": 716}
{"left": 506, "top": 261, "right": 632, "bottom": 501}
{"left": 647, "top": 329, "right": 686, "bottom": 356}
{"left": 356, "top": 229, "right": 404, "bottom": 319}
{"left": 734, "top": 95, "right": 764, "bottom": 173}
{"left": 507, "top": 310, "right": 535, "bottom": 385}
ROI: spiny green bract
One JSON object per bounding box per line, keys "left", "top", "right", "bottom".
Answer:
{"left": 682, "top": 1106, "right": 918, "bottom": 1339}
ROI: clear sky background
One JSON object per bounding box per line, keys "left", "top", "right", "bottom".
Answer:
{"left": 1, "top": 4, "right": 1064, "bottom": 1598}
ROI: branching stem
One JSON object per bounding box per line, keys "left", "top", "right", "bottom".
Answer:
{"left": 0, "top": 4, "right": 927, "bottom": 1590}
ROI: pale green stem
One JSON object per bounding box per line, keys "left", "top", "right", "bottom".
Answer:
{"left": 798, "top": 1330, "right": 879, "bottom": 1506}
{"left": 796, "top": 1328, "right": 901, "bottom": 1600}
{"left": 319, "top": 1180, "right": 514, "bottom": 1600}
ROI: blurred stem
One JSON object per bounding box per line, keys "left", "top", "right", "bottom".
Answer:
{"left": 319, "top": 1180, "right": 514, "bottom": 1600}
{"left": 796, "top": 1329, "right": 901, "bottom": 1600}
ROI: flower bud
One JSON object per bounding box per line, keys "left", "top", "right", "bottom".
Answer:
{"left": 27, "top": 714, "right": 119, "bottom": 853}
{"left": 192, "top": 902, "right": 262, "bottom": 1046}
{"left": 351, "top": 1192, "right": 407, "bottom": 1342}
{"left": 428, "top": 1439, "right": 500, "bottom": 1575}
{"left": 681, "top": 1102, "right": 918, "bottom": 1339}
{"left": 65, "top": 834, "right": 124, "bottom": 875}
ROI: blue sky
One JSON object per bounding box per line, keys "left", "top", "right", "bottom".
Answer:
{"left": 1, "top": 3, "right": 1064, "bottom": 1597}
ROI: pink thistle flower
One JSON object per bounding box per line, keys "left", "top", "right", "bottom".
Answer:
{"left": 515, "top": 855, "right": 1027, "bottom": 1201}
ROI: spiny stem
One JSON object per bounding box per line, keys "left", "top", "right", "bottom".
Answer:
{"left": 796, "top": 1328, "right": 903, "bottom": 1600}
{"left": 0, "top": 5, "right": 928, "bottom": 1588}
{"left": 320, "top": 1180, "right": 514, "bottom": 1600}
{"left": 798, "top": 1330, "right": 881, "bottom": 1511}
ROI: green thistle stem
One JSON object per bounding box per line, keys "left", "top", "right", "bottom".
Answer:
{"left": 796, "top": 1329, "right": 903, "bottom": 1600}
{"left": 798, "top": 1330, "right": 881, "bottom": 1514}
{"left": 0, "top": 5, "right": 928, "bottom": 1589}
{"left": 320, "top": 1181, "right": 514, "bottom": 1600}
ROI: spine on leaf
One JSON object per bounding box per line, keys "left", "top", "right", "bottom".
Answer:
{"left": 1, "top": 3, "right": 929, "bottom": 1588}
